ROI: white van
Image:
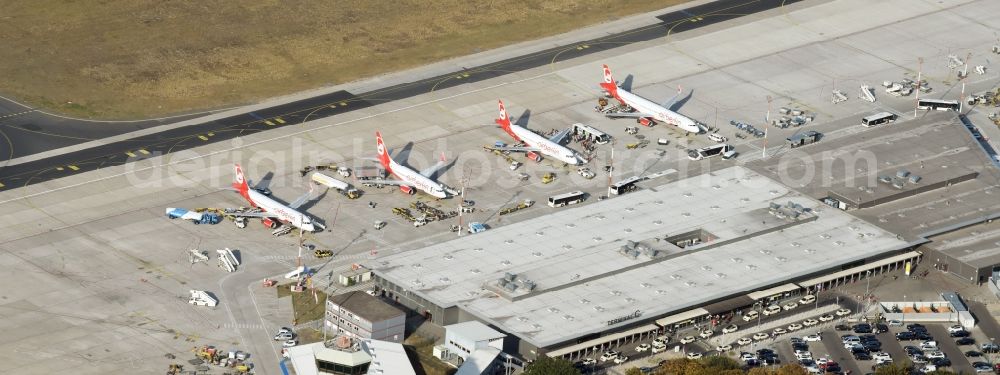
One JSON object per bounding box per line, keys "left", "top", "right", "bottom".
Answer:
{"left": 742, "top": 310, "right": 759, "bottom": 322}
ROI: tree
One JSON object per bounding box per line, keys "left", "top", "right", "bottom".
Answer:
{"left": 625, "top": 368, "right": 643, "bottom": 375}
{"left": 873, "top": 363, "right": 910, "bottom": 375}
{"left": 775, "top": 364, "right": 808, "bottom": 375}
{"left": 699, "top": 355, "right": 742, "bottom": 371}
{"left": 522, "top": 356, "right": 581, "bottom": 375}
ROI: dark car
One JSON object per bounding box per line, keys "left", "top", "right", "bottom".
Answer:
{"left": 835, "top": 324, "right": 852, "bottom": 331}
{"left": 895, "top": 331, "right": 915, "bottom": 341}
{"left": 906, "top": 323, "right": 925, "bottom": 330}
{"left": 950, "top": 330, "right": 970, "bottom": 337}
{"left": 957, "top": 337, "right": 976, "bottom": 346}
{"left": 854, "top": 351, "right": 872, "bottom": 360}
{"left": 863, "top": 341, "right": 882, "bottom": 352}
{"left": 983, "top": 343, "right": 1000, "bottom": 353}
{"left": 914, "top": 332, "right": 933, "bottom": 341}
{"left": 854, "top": 324, "right": 873, "bottom": 333}
{"left": 756, "top": 348, "right": 775, "bottom": 356}
{"left": 904, "top": 345, "right": 922, "bottom": 354}
{"left": 860, "top": 334, "right": 878, "bottom": 342}
{"left": 966, "top": 350, "right": 983, "bottom": 357}
{"left": 931, "top": 357, "right": 951, "bottom": 367}
{"left": 875, "top": 323, "right": 889, "bottom": 333}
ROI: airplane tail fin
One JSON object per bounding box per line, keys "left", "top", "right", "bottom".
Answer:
{"left": 232, "top": 164, "right": 254, "bottom": 204}
{"left": 600, "top": 64, "right": 619, "bottom": 95}
{"left": 375, "top": 131, "right": 393, "bottom": 173}
{"left": 495, "top": 100, "right": 519, "bottom": 140}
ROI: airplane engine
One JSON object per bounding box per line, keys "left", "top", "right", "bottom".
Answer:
{"left": 638, "top": 117, "right": 655, "bottom": 127}
{"left": 526, "top": 151, "right": 542, "bottom": 163}
{"left": 399, "top": 185, "right": 415, "bottom": 195}
{"left": 262, "top": 217, "right": 278, "bottom": 228}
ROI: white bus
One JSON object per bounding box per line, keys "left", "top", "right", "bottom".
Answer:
{"left": 572, "top": 123, "right": 611, "bottom": 145}
{"left": 548, "top": 191, "right": 586, "bottom": 207}
{"left": 917, "top": 98, "right": 960, "bottom": 111}
{"left": 687, "top": 144, "right": 736, "bottom": 161}
{"left": 610, "top": 176, "right": 644, "bottom": 195}
{"left": 861, "top": 112, "right": 897, "bottom": 127}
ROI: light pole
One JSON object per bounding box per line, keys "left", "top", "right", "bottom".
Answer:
{"left": 902, "top": 295, "right": 907, "bottom": 326}
{"left": 863, "top": 270, "right": 872, "bottom": 318}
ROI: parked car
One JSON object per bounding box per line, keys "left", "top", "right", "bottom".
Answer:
{"left": 804, "top": 334, "right": 822, "bottom": 342}
{"left": 957, "top": 337, "right": 976, "bottom": 346}
{"left": 722, "top": 324, "right": 739, "bottom": 334}
{"left": 818, "top": 314, "right": 834, "bottom": 322}
{"left": 737, "top": 337, "right": 753, "bottom": 346}
{"left": 782, "top": 302, "right": 798, "bottom": 311}
{"left": 802, "top": 318, "right": 819, "bottom": 327}
{"left": 835, "top": 308, "right": 851, "bottom": 316}
{"left": 798, "top": 295, "right": 816, "bottom": 305}
{"left": 635, "top": 343, "right": 651, "bottom": 352}
{"left": 685, "top": 352, "right": 702, "bottom": 360}
{"left": 614, "top": 354, "right": 630, "bottom": 364}
{"left": 762, "top": 305, "right": 782, "bottom": 316}
{"left": 699, "top": 330, "right": 714, "bottom": 339}
{"left": 679, "top": 336, "right": 696, "bottom": 344}
{"left": 599, "top": 351, "right": 619, "bottom": 362}
{"left": 753, "top": 332, "right": 770, "bottom": 341}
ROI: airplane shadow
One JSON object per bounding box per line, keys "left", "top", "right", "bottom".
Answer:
{"left": 621, "top": 74, "right": 634, "bottom": 92}
{"left": 253, "top": 171, "right": 274, "bottom": 190}
{"left": 670, "top": 89, "right": 694, "bottom": 112}
{"left": 513, "top": 109, "right": 531, "bottom": 129}
{"left": 297, "top": 188, "right": 329, "bottom": 212}
{"left": 392, "top": 141, "right": 416, "bottom": 164}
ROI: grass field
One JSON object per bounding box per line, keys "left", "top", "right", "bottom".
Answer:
{"left": 276, "top": 283, "right": 328, "bottom": 324}
{"left": 0, "top": 0, "right": 688, "bottom": 119}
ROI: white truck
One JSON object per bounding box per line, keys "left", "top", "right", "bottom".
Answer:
{"left": 189, "top": 290, "right": 218, "bottom": 307}
{"left": 310, "top": 172, "right": 360, "bottom": 199}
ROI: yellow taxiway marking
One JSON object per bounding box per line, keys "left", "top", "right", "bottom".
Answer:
{"left": 56, "top": 167, "right": 64, "bottom": 171}
{"left": 68, "top": 165, "right": 79, "bottom": 171}
{"left": 198, "top": 135, "right": 209, "bottom": 141}
{"left": 462, "top": 73, "right": 470, "bottom": 78}
{"left": 207, "top": 132, "right": 215, "bottom": 136}
{"left": 138, "top": 149, "right": 150, "bottom": 155}
{"left": 125, "top": 151, "right": 137, "bottom": 157}
{"left": 264, "top": 120, "right": 275, "bottom": 126}
{"left": 0, "top": 182, "right": 5, "bottom": 188}
{"left": 274, "top": 118, "right": 286, "bottom": 124}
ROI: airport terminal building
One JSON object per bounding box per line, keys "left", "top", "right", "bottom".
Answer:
{"left": 369, "top": 166, "right": 921, "bottom": 359}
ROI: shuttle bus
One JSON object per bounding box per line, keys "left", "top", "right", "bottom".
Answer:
{"left": 548, "top": 191, "right": 586, "bottom": 207}
{"left": 572, "top": 123, "right": 611, "bottom": 145}
{"left": 861, "top": 112, "right": 897, "bottom": 127}
{"left": 917, "top": 98, "right": 960, "bottom": 111}
{"left": 610, "top": 176, "right": 644, "bottom": 195}
{"left": 687, "top": 144, "right": 736, "bottom": 161}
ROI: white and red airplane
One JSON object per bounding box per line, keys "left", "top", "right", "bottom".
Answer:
{"left": 599, "top": 64, "right": 703, "bottom": 133}
{"left": 493, "top": 100, "right": 583, "bottom": 165}
{"left": 230, "top": 163, "right": 322, "bottom": 232}
{"left": 375, "top": 131, "right": 453, "bottom": 199}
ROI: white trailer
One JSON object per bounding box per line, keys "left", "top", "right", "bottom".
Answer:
{"left": 189, "top": 290, "right": 218, "bottom": 307}
{"left": 216, "top": 248, "right": 240, "bottom": 272}
{"left": 311, "top": 172, "right": 360, "bottom": 199}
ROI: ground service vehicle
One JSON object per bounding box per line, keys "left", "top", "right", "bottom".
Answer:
{"left": 610, "top": 176, "right": 643, "bottom": 195}
{"left": 917, "top": 98, "right": 960, "bottom": 111}
{"left": 548, "top": 191, "right": 586, "bottom": 207}
{"left": 687, "top": 144, "right": 735, "bottom": 160}
{"left": 862, "top": 112, "right": 897, "bottom": 127}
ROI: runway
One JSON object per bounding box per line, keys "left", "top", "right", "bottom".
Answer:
{"left": 0, "top": 0, "right": 800, "bottom": 191}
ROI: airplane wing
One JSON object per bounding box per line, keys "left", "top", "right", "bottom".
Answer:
{"left": 288, "top": 185, "right": 315, "bottom": 210}
{"left": 419, "top": 152, "right": 448, "bottom": 179}
{"left": 548, "top": 127, "right": 572, "bottom": 144}
{"left": 225, "top": 210, "right": 280, "bottom": 219}
{"left": 489, "top": 146, "right": 541, "bottom": 153}
{"left": 661, "top": 85, "right": 683, "bottom": 109}
{"left": 368, "top": 178, "right": 412, "bottom": 187}
{"left": 605, "top": 112, "right": 654, "bottom": 119}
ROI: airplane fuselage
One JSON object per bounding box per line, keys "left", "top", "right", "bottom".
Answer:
{"left": 510, "top": 126, "right": 580, "bottom": 165}
{"left": 615, "top": 89, "right": 701, "bottom": 133}
{"left": 246, "top": 189, "right": 315, "bottom": 231}
{"left": 387, "top": 160, "right": 449, "bottom": 198}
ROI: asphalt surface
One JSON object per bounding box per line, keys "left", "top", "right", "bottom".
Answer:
{"left": 0, "top": 0, "right": 802, "bottom": 191}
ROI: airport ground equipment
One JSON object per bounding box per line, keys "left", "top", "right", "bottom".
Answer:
{"left": 216, "top": 248, "right": 240, "bottom": 272}
{"left": 166, "top": 207, "right": 221, "bottom": 224}
{"left": 314, "top": 249, "right": 333, "bottom": 258}
{"left": 310, "top": 171, "right": 361, "bottom": 199}
{"left": 499, "top": 199, "right": 535, "bottom": 216}
{"left": 188, "top": 290, "right": 218, "bottom": 307}
{"left": 541, "top": 173, "right": 556, "bottom": 184}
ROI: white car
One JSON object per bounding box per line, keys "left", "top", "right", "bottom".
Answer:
{"left": 818, "top": 314, "right": 834, "bottom": 322}
{"left": 614, "top": 355, "right": 629, "bottom": 364}
{"left": 653, "top": 336, "right": 667, "bottom": 346}
{"left": 888, "top": 319, "right": 903, "bottom": 326}
{"left": 787, "top": 323, "right": 803, "bottom": 331}
{"left": 753, "top": 332, "right": 770, "bottom": 341}
{"left": 926, "top": 351, "right": 946, "bottom": 359}
{"left": 798, "top": 295, "right": 817, "bottom": 305}
{"left": 835, "top": 308, "right": 851, "bottom": 316}
{"left": 948, "top": 325, "right": 965, "bottom": 333}
{"left": 802, "top": 318, "right": 819, "bottom": 327}
{"left": 699, "top": 330, "right": 714, "bottom": 339}
{"left": 686, "top": 352, "right": 703, "bottom": 359}
{"left": 282, "top": 339, "right": 298, "bottom": 348}
{"left": 635, "top": 343, "right": 651, "bottom": 352}
{"left": 783, "top": 302, "right": 798, "bottom": 311}
{"left": 708, "top": 133, "right": 727, "bottom": 143}
{"left": 741, "top": 352, "right": 757, "bottom": 361}
{"left": 577, "top": 167, "right": 595, "bottom": 179}
{"left": 716, "top": 344, "right": 733, "bottom": 352}
{"left": 803, "top": 334, "right": 822, "bottom": 342}
{"left": 599, "top": 351, "right": 619, "bottom": 362}
{"left": 772, "top": 327, "right": 788, "bottom": 336}
{"left": 652, "top": 343, "right": 667, "bottom": 354}
{"left": 580, "top": 358, "right": 597, "bottom": 366}
{"left": 742, "top": 311, "right": 759, "bottom": 322}
{"left": 722, "top": 324, "right": 739, "bottom": 334}
{"left": 737, "top": 337, "right": 753, "bottom": 346}
{"left": 763, "top": 305, "right": 782, "bottom": 316}
{"left": 873, "top": 352, "right": 891, "bottom": 361}
{"left": 795, "top": 351, "right": 813, "bottom": 360}
{"left": 680, "top": 336, "right": 696, "bottom": 344}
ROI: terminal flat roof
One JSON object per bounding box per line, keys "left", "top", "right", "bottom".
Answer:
{"left": 923, "top": 219, "right": 1000, "bottom": 269}
{"left": 372, "top": 166, "right": 908, "bottom": 348}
